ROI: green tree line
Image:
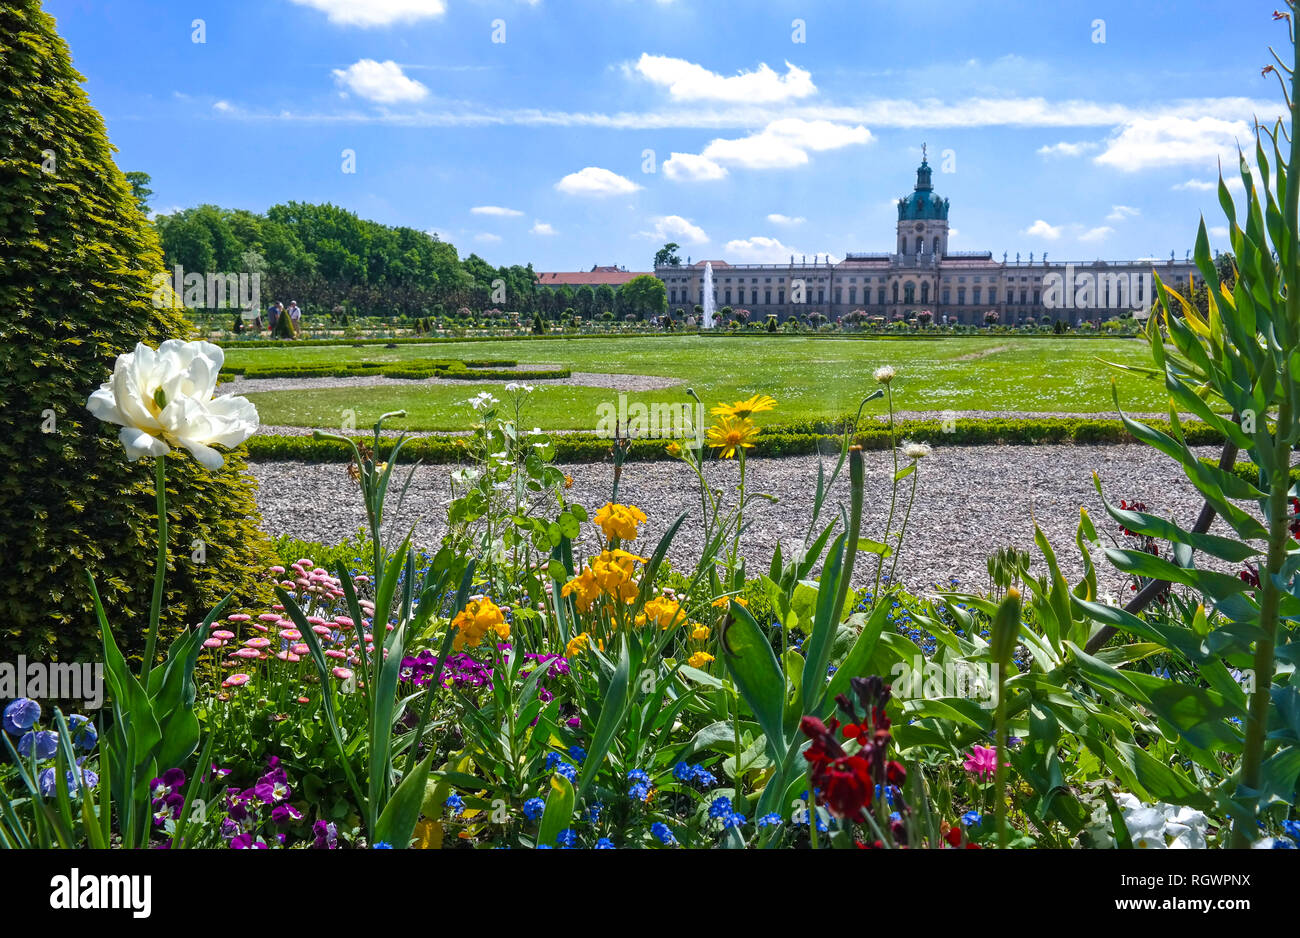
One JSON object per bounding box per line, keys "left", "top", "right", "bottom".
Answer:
{"left": 149, "top": 195, "right": 667, "bottom": 321}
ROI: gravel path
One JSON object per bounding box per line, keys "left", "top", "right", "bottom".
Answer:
{"left": 250, "top": 444, "right": 1252, "bottom": 598}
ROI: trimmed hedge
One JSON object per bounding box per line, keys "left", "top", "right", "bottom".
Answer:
{"left": 1221, "top": 460, "right": 1300, "bottom": 488}
{"left": 243, "top": 417, "right": 1226, "bottom": 464}
{"left": 214, "top": 331, "right": 1139, "bottom": 351}
{"left": 221, "top": 359, "right": 571, "bottom": 381}
{"left": 0, "top": 1, "right": 269, "bottom": 664}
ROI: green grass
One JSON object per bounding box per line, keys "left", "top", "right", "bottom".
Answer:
{"left": 227, "top": 335, "right": 1175, "bottom": 432}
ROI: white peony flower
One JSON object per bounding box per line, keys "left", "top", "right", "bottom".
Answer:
{"left": 902, "top": 441, "right": 932, "bottom": 461}
{"left": 86, "top": 340, "right": 258, "bottom": 470}
{"left": 1113, "top": 792, "right": 1209, "bottom": 849}
{"left": 873, "top": 365, "right": 896, "bottom": 384}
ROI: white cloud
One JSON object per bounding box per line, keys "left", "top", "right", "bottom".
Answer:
{"left": 1106, "top": 205, "right": 1140, "bottom": 222}
{"left": 767, "top": 213, "right": 805, "bottom": 226}
{"left": 663, "top": 152, "right": 728, "bottom": 181}
{"left": 1079, "top": 226, "right": 1113, "bottom": 243}
{"left": 213, "top": 100, "right": 234, "bottom": 113}
{"left": 1209, "top": 225, "right": 1230, "bottom": 238}
{"left": 1024, "top": 220, "right": 1062, "bottom": 240}
{"left": 1173, "top": 175, "right": 1246, "bottom": 192}
{"left": 474, "top": 232, "right": 502, "bottom": 243}
{"left": 1037, "top": 141, "right": 1099, "bottom": 157}
{"left": 530, "top": 221, "right": 556, "bottom": 235}
{"left": 641, "top": 215, "right": 709, "bottom": 244}
{"left": 288, "top": 0, "right": 447, "bottom": 27}
{"left": 555, "top": 166, "right": 642, "bottom": 197}
{"left": 471, "top": 205, "right": 524, "bottom": 217}
{"left": 629, "top": 55, "right": 811, "bottom": 103}
{"left": 699, "top": 118, "right": 872, "bottom": 171}
{"left": 331, "top": 60, "right": 428, "bottom": 104}
{"left": 1093, "top": 116, "right": 1252, "bottom": 172}
{"left": 203, "top": 94, "right": 1279, "bottom": 134}
{"left": 722, "top": 237, "right": 837, "bottom": 264}
{"left": 631, "top": 55, "right": 816, "bottom": 103}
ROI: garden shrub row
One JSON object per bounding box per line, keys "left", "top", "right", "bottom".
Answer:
{"left": 221, "top": 359, "right": 571, "bottom": 381}
{"left": 1221, "top": 460, "right": 1300, "bottom": 488}
{"left": 241, "top": 417, "right": 1226, "bottom": 464}
{"left": 213, "top": 331, "right": 1140, "bottom": 351}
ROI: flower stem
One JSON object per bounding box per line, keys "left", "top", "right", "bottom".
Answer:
{"left": 994, "top": 663, "right": 1009, "bottom": 849}
{"left": 887, "top": 467, "right": 920, "bottom": 585}
{"left": 142, "top": 454, "right": 168, "bottom": 685}
{"left": 872, "top": 387, "right": 898, "bottom": 602}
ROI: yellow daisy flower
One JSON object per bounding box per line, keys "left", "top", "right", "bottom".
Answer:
{"left": 710, "top": 394, "right": 777, "bottom": 420}
{"left": 705, "top": 416, "right": 759, "bottom": 460}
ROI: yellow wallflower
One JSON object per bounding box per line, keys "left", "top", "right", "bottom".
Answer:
{"left": 710, "top": 393, "right": 777, "bottom": 421}
{"left": 594, "top": 502, "right": 647, "bottom": 541}
{"left": 711, "top": 595, "right": 749, "bottom": 609}
{"left": 590, "top": 548, "right": 644, "bottom": 604}
{"left": 705, "top": 415, "right": 759, "bottom": 459}
{"left": 642, "top": 595, "right": 682, "bottom": 629}
{"left": 665, "top": 441, "right": 682, "bottom": 457}
{"left": 687, "top": 651, "right": 715, "bottom": 669}
{"left": 565, "top": 632, "right": 592, "bottom": 657}
{"left": 563, "top": 549, "right": 646, "bottom": 611}
{"left": 450, "top": 597, "right": 509, "bottom": 651}
{"left": 561, "top": 567, "right": 601, "bottom": 612}
{"left": 690, "top": 623, "right": 710, "bottom": 641}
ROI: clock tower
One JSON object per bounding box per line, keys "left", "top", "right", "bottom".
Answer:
{"left": 896, "top": 145, "right": 950, "bottom": 258}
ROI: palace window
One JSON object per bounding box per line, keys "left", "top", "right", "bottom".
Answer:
{"left": 973, "top": 287, "right": 982, "bottom": 304}
{"left": 957, "top": 287, "right": 966, "bottom": 304}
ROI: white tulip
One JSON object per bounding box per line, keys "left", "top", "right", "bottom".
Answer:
{"left": 86, "top": 340, "right": 259, "bottom": 470}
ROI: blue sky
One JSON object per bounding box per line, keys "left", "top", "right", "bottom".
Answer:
{"left": 48, "top": 0, "right": 1289, "bottom": 270}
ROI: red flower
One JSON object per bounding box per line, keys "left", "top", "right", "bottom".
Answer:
{"left": 801, "top": 716, "right": 874, "bottom": 820}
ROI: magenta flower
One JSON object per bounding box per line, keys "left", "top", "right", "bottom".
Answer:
{"left": 963, "top": 745, "right": 1000, "bottom": 781}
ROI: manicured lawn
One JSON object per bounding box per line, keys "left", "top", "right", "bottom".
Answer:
{"left": 228, "top": 335, "right": 1174, "bottom": 431}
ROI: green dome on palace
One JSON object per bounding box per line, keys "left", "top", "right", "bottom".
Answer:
{"left": 898, "top": 158, "right": 949, "bottom": 221}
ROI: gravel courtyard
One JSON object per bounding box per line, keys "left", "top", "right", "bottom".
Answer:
{"left": 249, "top": 443, "right": 1248, "bottom": 598}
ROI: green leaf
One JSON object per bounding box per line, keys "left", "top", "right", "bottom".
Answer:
{"left": 721, "top": 603, "right": 789, "bottom": 762}
{"left": 576, "top": 636, "right": 631, "bottom": 797}
{"left": 537, "top": 773, "right": 575, "bottom": 847}
{"left": 373, "top": 751, "right": 435, "bottom": 848}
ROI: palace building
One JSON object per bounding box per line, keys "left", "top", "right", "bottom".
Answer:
{"left": 653, "top": 150, "right": 1203, "bottom": 325}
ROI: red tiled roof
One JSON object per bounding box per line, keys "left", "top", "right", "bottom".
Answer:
{"left": 535, "top": 270, "right": 649, "bottom": 286}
